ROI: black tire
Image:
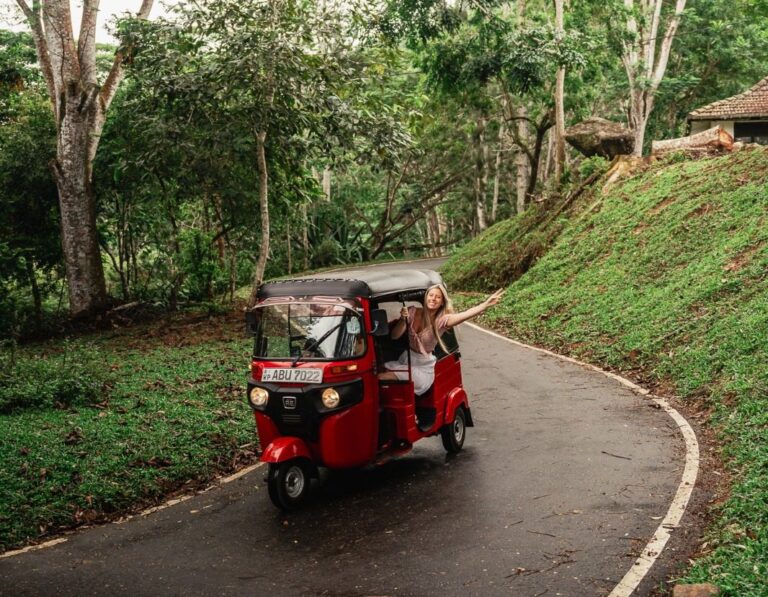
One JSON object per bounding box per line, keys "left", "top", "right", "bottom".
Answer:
{"left": 267, "top": 459, "right": 312, "bottom": 510}
{"left": 441, "top": 406, "right": 467, "bottom": 454}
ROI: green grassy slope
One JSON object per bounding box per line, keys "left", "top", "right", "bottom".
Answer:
{"left": 442, "top": 168, "right": 606, "bottom": 292}
{"left": 446, "top": 147, "right": 768, "bottom": 595}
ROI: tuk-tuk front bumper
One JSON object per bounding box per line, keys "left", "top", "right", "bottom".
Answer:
{"left": 247, "top": 377, "right": 363, "bottom": 440}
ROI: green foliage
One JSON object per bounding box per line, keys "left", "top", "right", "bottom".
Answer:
{"left": 0, "top": 343, "right": 111, "bottom": 413}
{"left": 0, "top": 75, "right": 62, "bottom": 337}
{"left": 378, "top": 0, "right": 462, "bottom": 45}
{"left": 448, "top": 148, "right": 768, "bottom": 595}
{"left": 178, "top": 228, "right": 222, "bottom": 300}
{"left": 645, "top": 0, "right": 768, "bottom": 143}
{"left": 577, "top": 155, "right": 609, "bottom": 179}
{"left": 0, "top": 30, "right": 38, "bottom": 94}
{"left": 0, "top": 326, "right": 254, "bottom": 551}
{"left": 411, "top": 6, "right": 588, "bottom": 96}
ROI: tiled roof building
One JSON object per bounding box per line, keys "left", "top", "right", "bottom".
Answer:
{"left": 688, "top": 77, "right": 768, "bottom": 144}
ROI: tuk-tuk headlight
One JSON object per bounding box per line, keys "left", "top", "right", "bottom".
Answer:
{"left": 249, "top": 387, "right": 269, "bottom": 407}
{"left": 321, "top": 388, "right": 340, "bottom": 409}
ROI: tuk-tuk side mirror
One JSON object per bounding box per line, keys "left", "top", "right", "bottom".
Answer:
{"left": 370, "top": 309, "right": 390, "bottom": 336}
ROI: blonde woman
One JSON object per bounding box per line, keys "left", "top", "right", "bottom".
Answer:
{"left": 379, "top": 284, "right": 504, "bottom": 395}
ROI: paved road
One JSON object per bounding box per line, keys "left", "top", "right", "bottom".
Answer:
{"left": 1, "top": 260, "right": 685, "bottom": 596}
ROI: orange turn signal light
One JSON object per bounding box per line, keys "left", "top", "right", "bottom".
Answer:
{"left": 329, "top": 364, "right": 358, "bottom": 375}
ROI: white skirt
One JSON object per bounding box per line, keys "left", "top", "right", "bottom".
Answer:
{"left": 384, "top": 350, "right": 437, "bottom": 395}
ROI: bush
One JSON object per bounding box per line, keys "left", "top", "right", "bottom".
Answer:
{"left": 578, "top": 155, "right": 609, "bottom": 179}
{"left": 0, "top": 342, "right": 111, "bottom": 413}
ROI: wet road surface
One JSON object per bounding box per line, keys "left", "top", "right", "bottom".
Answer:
{"left": 1, "top": 261, "right": 685, "bottom": 596}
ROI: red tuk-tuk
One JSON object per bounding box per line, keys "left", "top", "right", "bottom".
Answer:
{"left": 245, "top": 269, "right": 473, "bottom": 510}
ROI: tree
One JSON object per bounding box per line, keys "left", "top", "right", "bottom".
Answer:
{"left": 643, "top": 0, "right": 768, "bottom": 143}
{"left": 0, "top": 43, "right": 60, "bottom": 335}
{"left": 618, "top": 0, "right": 687, "bottom": 155}
{"left": 13, "top": 0, "right": 154, "bottom": 317}
{"left": 553, "top": 0, "right": 567, "bottom": 183}
{"left": 118, "top": 0, "right": 401, "bottom": 302}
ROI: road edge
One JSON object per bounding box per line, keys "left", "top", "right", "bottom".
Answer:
{"left": 464, "top": 322, "right": 700, "bottom": 597}
{"left": 0, "top": 462, "right": 266, "bottom": 560}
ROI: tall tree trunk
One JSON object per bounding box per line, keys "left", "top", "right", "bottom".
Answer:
{"left": 168, "top": 206, "right": 182, "bottom": 311}
{"left": 53, "top": 153, "right": 107, "bottom": 316}
{"left": 491, "top": 121, "right": 504, "bottom": 222}
{"left": 16, "top": 0, "right": 155, "bottom": 317}
{"left": 249, "top": 130, "right": 270, "bottom": 306}
{"left": 426, "top": 209, "right": 442, "bottom": 256}
{"left": 629, "top": 87, "right": 652, "bottom": 155}
{"left": 543, "top": 129, "right": 554, "bottom": 184}
{"left": 513, "top": 106, "right": 530, "bottom": 214}
{"left": 301, "top": 201, "right": 309, "bottom": 270}
{"left": 474, "top": 116, "right": 488, "bottom": 232}
{"left": 513, "top": 0, "right": 530, "bottom": 214}
{"left": 437, "top": 212, "right": 447, "bottom": 250}
{"left": 286, "top": 218, "right": 292, "bottom": 274}
{"left": 322, "top": 167, "right": 331, "bottom": 202}
{"left": 116, "top": 193, "right": 130, "bottom": 299}
{"left": 526, "top": 119, "right": 552, "bottom": 200}
{"left": 213, "top": 193, "right": 226, "bottom": 267}
{"left": 228, "top": 243, "right": 237, "bottom": 302}
{"left": 622, "top": 0, "right": 687, "bottom": 156}
{"left": 424, "top": 212, "right": 434, "bottom": 256}
{"left": 201, "top": 195, "right": 214, "bottom": 300}
{"left": 25, "top": 258, "right": 42, "bottom": 331}
{"left": 52, "top": 75, "right": 109, "bottom": 316}
{"left": 553, "top": 0, "right": 566, "bottom": 184}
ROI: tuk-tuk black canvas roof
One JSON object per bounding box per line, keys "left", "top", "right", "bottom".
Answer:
{"left": 257, "top": 269, "right": 444, "bottom": 300}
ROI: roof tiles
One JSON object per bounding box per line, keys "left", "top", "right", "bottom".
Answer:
{"left": 688, "top": 76, "right": 768, "bottom": 121}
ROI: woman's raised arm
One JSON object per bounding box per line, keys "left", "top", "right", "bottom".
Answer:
{"left": 442, "top": 288, "right": 504, "bottom": 328}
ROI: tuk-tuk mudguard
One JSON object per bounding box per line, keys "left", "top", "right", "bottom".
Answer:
{"left": 254, "top": 412, "right": 279, "bottom": 450}
{"left": 445, "top": 387, "right": 473, "bottom": 427}
{"left": 260, "top": 436, "right": 313, "bottom": 464}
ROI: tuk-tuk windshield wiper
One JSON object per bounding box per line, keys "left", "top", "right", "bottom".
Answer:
{"left": 292, "top": 320, "right": 345, "bottom": 367}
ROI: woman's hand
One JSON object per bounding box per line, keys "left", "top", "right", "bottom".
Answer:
{"left": 484, "top": 288, "right": 505, "bottom": 308}
{"left": 390, "top": 306, "right": 409, "bottom": 340}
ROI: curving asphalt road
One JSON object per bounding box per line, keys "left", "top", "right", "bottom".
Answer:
{"left": 0, "top": 260, "right": 687, "bottom": 596}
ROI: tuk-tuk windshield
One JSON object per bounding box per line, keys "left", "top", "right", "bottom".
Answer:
{"left": 250, "top": 298, "right": 365, "bottom": 361}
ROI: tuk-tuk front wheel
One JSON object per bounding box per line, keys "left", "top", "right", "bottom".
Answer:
{"left": 267, "top": 459, "right": 312, "bottom": 510}
{"left": 441, "top": 406, "right": 466, "bottom": 454}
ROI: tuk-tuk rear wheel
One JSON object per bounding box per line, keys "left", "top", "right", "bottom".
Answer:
{"left": 441, "top": 406, "right": 466, "bottom": 454}
{"left": 267, "top": 459, "right": 312, "bottom": 510}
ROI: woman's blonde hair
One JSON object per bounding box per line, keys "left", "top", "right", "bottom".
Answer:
{"left": 424, "top": 284, "right": 454, "bottom": 354}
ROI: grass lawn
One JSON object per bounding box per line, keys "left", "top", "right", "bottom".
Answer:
{"left": 0, "top": 308, "right": 257, "bottom": 552}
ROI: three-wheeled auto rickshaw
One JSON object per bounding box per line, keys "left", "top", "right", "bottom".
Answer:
{"left": 245, "top": 269, "right": 473, "bottom": 510}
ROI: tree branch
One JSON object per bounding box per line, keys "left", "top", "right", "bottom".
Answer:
{"left": 43, "top": 0, "right": 80, "bottom": 85}
{"left": 352, "top": 206, "right": 377, "bottom": 236}
{"left": 100, "top": 0, "right": 155, "bottom": 111}
{"left": 651, "top": 0, "right": 687, "bottom": 92}
{"left": 16, "top": 0, "right": 58, "bottom": 114}
{"left": 78, "top": 0, "right": 100, "bottom": 86}
{"left": 369, "top": 167, "right": 470, "bottom": 257}
{"left": 644, "top": 0, "right": 663, "bottom": 79}
{"left": 15, "top": 0, "right": 33, "bottom": 19}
